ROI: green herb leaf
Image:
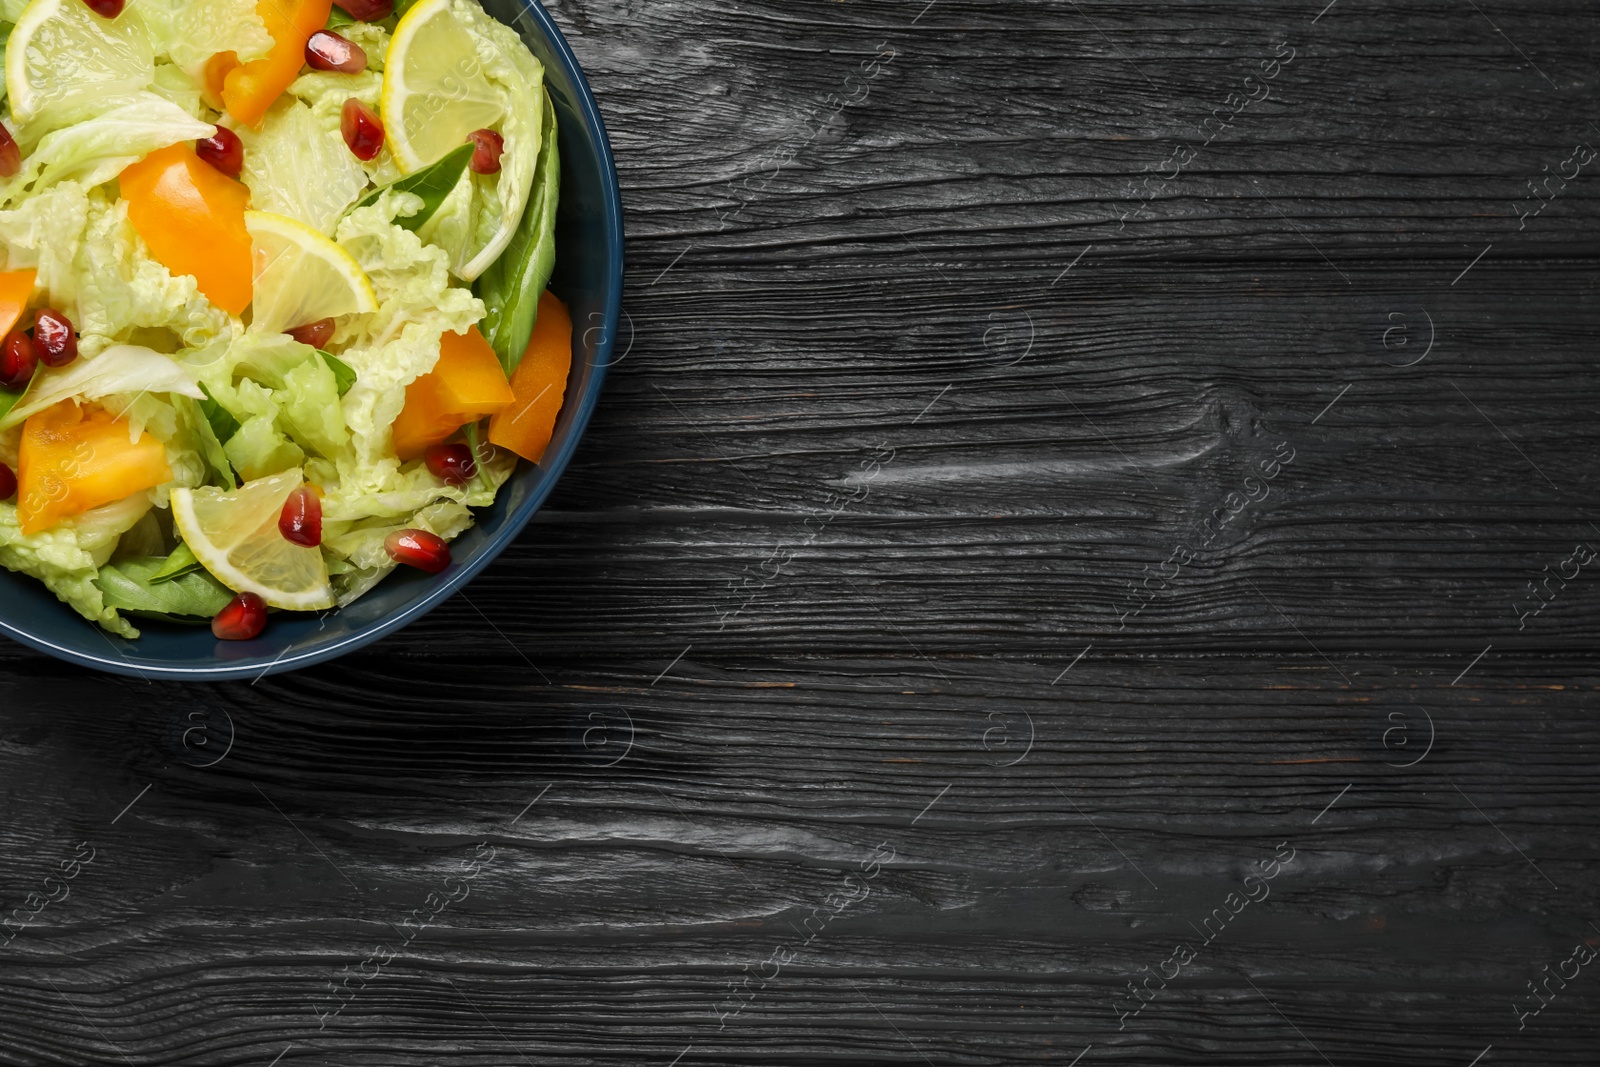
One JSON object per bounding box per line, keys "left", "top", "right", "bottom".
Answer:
{"left": 97, "top": 557, "right": 236, "bottom": 622}
{"left": 148, "top": 542, "right": 201, "bottom": 584}
{"left": 351, "top": 143, "right": 474, "bottom": 233}
{"left": 198, "top": 382, "right": 241, "bottom": 444}
{"left": 0, "top": 361, "right": 41, "bottom": 422}
{"left": 319, "top": 350, "right": 357, "bottom": 397}
{"left": 0, "top": 23, "right": 14, "bottom": 104}
{"left": 178, "top": 392, "right": 238, "bottom": 490}
{"left": 479, "top": 93, "right": 560, "bottom": 375}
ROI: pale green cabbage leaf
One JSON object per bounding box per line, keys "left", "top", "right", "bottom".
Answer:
{"left": 136, "top": 0, "right": 273, "bottom": 73}
{"left": 0, "top": 491, "right": 155, "bottom": 637}
{"left": 0, "top": 343, "right": 203, "bottom": 431}
{"left": 415, "top": 0, "right": 542, "bottom": 280}
{"left": 238, "top": 98, "right": 371, "bottom": 236}
{"left": 0, "top": 93, "right": 212, "bottom": 207}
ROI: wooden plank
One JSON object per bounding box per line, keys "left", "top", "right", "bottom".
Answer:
{"left": 3, "top": 0, "right": 1600, "bottom": 1063}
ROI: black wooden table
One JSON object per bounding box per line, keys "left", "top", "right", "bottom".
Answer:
{"left": 3, "top": 1, "right": 1599, "bottom": 1063}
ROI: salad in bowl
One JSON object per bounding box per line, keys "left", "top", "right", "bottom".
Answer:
{"left": 0, "top": 0, "right": 568, "bottom": 642}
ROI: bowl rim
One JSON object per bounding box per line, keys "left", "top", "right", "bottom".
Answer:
{"left": 0, "top": 0, "right": 623, "bottom": 682}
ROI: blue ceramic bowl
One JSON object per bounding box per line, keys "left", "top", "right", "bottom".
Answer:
{"left": 0, "top": 0, "right": 623, "bottom": 681}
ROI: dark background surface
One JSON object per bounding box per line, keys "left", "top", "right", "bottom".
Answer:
{"left": 2, "top": 0, "right": 1599, "bottom": 1063}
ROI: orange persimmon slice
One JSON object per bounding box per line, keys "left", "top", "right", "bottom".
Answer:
{"left": 120, "top": 144, "right": 252, "bottom": 315}
{"left": 0, "top": 269, "right": 36, "bottom": 337}
{"left": 222, "top": 0, "right": 333, "bottom": 128}
{"left": 202, "top": 51, "right": 241, "bottom": 112}
{"left": 17, "top": 402, "right": 172, "bottom": 535}
{"left": 488, "top": 292, "right": 572, "bottom": 464}
{"left": 391, "top": 325, "right": 515, "bottom": 461}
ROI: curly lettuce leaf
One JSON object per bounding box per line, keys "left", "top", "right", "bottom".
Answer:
{"left": 0, "top": 187, "right": 234, "bottom": 359}
{"left": 0, "top": 492, "right": 154, "bottom": 637}
{"left": 0, "top": 343, "right": 203, "bottom": 431}
{"left": 326, "top": 499, "right": 474, "bottom": 606}
{"left": 279, "top": 348, "right": 349, "bottom": 457}
{"left": 137, "top": 0, "right": 273, "bottom": 73}
{"left": 329, "top": 197, "right": 482, "bottom": 512}
{"left": 225, "top": 412, "right": 305, "bottom": 482}
{"left": 0, "top": 94, "right": 212, "bottom": 206}
{"left": 238, "top": 98, "right": 371, "bottom": 236}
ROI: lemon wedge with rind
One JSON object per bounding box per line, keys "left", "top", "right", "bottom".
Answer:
{"left": 6, "top": 0, "right": 154, "bottom": 126}
{"left": 245, "top": 210, "right": 379, "bottom": 336}
{"left": 171, "top": 469, "right": 336, "bottom": 611}
{"left": 381, "top": 0, "right": 543, "bottom": 280}
{"left": 381, "top": 0, "right": 504, "bottom": 173}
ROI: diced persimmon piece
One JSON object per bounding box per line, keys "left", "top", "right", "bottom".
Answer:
{"left": 0, "top": 269, "right": 36, "bottom": 337}
{"left": 202, "top": 51, "right": 241, "bottom": 111}
{"left": 222, "top": 0, "right": 334, "bottom": 128}
{"left": 390, "top": 382, "right": 462, "bottom": 462}
{"left": 120, "top": 144, "right": 252, "bottom": 315}
{"left": 17, "top": 402, "right": 172, "bottom": 535}
{"left": 432, "top": 325, "right": 517, "bottom": 413}
{"left": 488, "top": 292, "right": 572, "bottom": 464}
{"left": 392, "top": 325, "right": 514, "bottom": 461}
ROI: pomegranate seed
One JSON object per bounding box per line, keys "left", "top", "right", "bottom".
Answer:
{"left": 385, "top": 529, "right": 450, "bottom": 573}
{"left": 341, "top": 98, "right": 384, "bottom": 162}
{"left": 212, "top": 592, "right": 267, "bottom": 641}
{"left": 279, "top": 486, "right": 323, "bottom": 548}
{"left": 0, "top": 331, "right": 35, "bottom": 391}
{"left": 32, "top": 309, "right": 77, "bottom": 368}
{"left": 306, "top": 31, "right": 367, "bottom": 74}
{"left": 82, "top": 0, "right": 123, "bottom": 17}
{"left": 0, "top": 124, "right": 20, "bottom": 180}
{"left": 196, "top": 126, "right": 243, "bottom": 179}
{"left": 333, "top": 0, "right": 393, "bottom": 19}
{"left": 286, "top": 317, "right": 336, "bottom": 348}
{"left": 467, "top": 129, "right": 505, "bottom": 175}
{"left": 425, "top": 442, "right": 477, "bottom": 486}
{"left": 0, "top": 463, "right": 14, "bottom": 501}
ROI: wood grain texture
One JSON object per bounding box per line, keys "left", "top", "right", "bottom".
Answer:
{"left": 3, "top": 0, "right": 1600, "bottom": 1063}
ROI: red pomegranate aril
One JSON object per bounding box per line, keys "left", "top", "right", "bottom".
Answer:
{"left": 0, "top": 123, "right": 20, "bottom": 179}
{"left": 32, "top": 308, "right": 77, "bottom": 368}
{"left": 467, "top": 129, "right": 505, "bottom": 175}
{"left": 195, "top": 126, "right": 244, "bottom": 179}
{"left": 279, "top": 486, "right": 323, "bottom": 548}
{"left": 0, "top": 463, "right": 15, "bottom": 502}
{"left": 333, "top": 0, "right": 393, "bottom": 19}
{"left": 341, "top": 98, "right": 385, "bottom": 162}
{"left": 82, "top": 0, "right": 124, "bottom": 17}
{"left": 212, "top": 592, "right": 268, "bottom": 641}
{"left": 0, "top": 331, "right": 35, "bottom": 391}
{"left": 385, "top": 529, "right": 451, "bottom": 573}
{"left": 425, "top": 443, "right": 477, "bottom": 486}
{"left": 306, "top": 31, "right": 367, "bottom": 74}
{"left": 286, "top": 317, "right": 336, "bottom": 348}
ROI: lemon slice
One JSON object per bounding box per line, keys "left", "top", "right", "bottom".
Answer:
{"left": 382, "top": 0, "right": 543, "bottom": 280}
{"left": 171, "top": 470, "right": 336, "bottom": 611}
{"left": 245, "top": 210, "right": 379, "bottom": 336}
{"left": 6, "top": 0, "right": 154, "bottom": 125}
{"left": 381, "top": 0, "right": 505, "bottom": 174}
